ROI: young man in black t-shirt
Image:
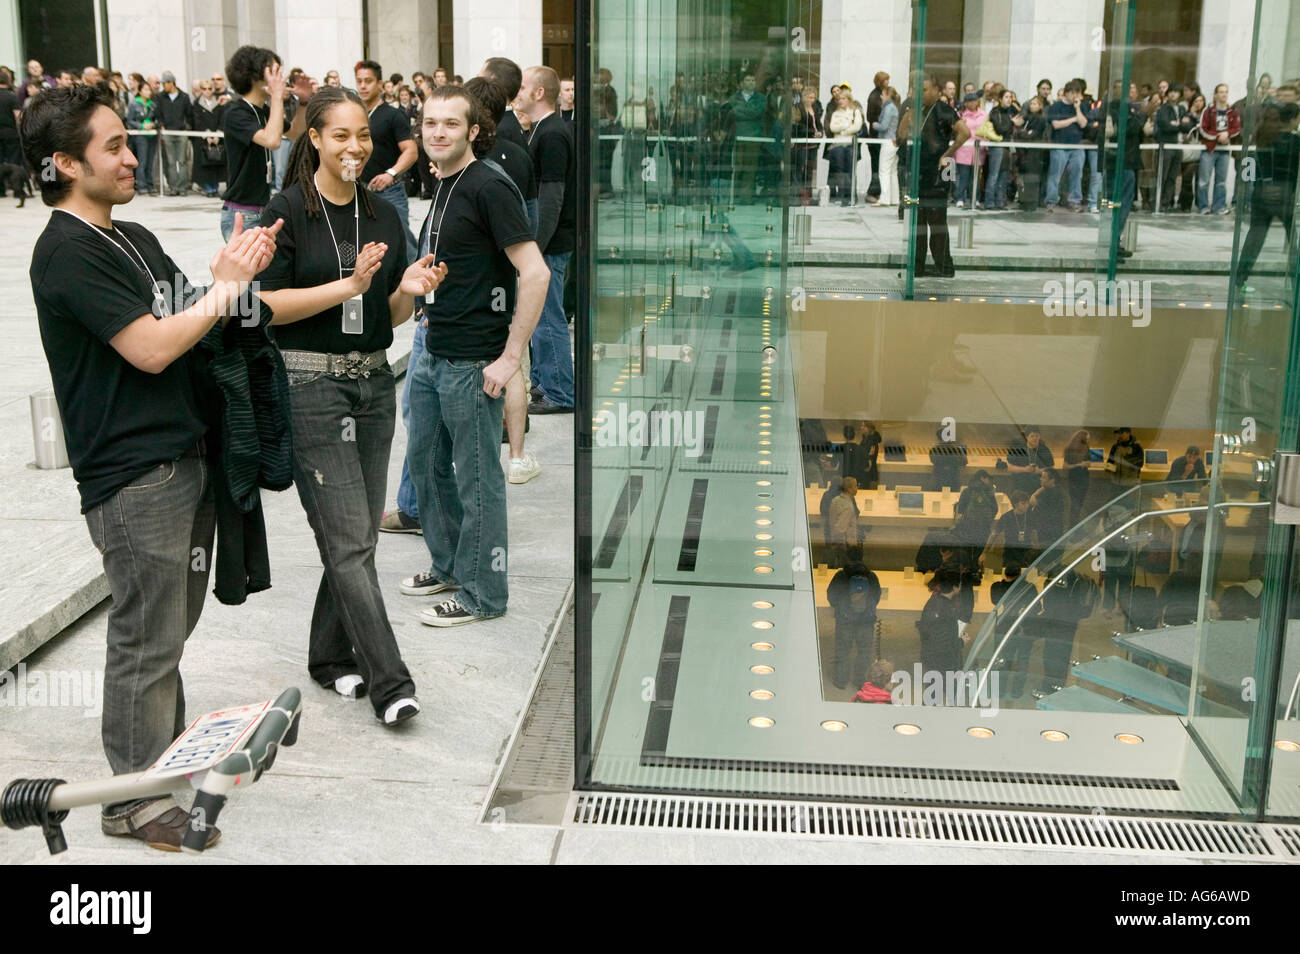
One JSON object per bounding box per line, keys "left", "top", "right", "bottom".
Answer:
{"left": 479, "top": 57, "right": 528, "bottom": 149}
{"left": 23, "top": 84, "right": 280, "bottom": 850}
{"left": 404, "top": 86, "right": 549, "bottom": 627}
{"left": 221, "top": 45, "right": 288, "bottom": 239}
{"left": 517, "top": 65, "right": 576, "bottom": 413}
{"left": 355, "top": 59, "right": 419, "bottom": 264}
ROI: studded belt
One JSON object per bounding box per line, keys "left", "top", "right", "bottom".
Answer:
{"left": 280, "top": 348, "right": 389, "bottom": 379}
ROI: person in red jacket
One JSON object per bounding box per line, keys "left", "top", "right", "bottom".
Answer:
{"left": 1197, "top": 83, "right": 1241, "bottom": 213}
{"left": 854, "top": 659, "right": 896, "bottom": 703}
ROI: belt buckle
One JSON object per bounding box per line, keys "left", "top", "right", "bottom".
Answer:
{"left": 342, "top": 350, "right": 365, "bottom": 379}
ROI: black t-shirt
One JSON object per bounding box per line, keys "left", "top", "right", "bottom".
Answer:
{"left": 417, "top": 160, "right": 535, "bottom": 360}
{"left": 30, "top": 211, "right": 206, "bottom": 512}
{"left": 362, "top": 102, "right": 412, "bottom": 183}
{"left": 1007, "top": 440, "right": 1055, "bottom": 494}
{"left": 223, "top": 98, "right": 277, "bottom": 206}
{"left": 0, "top": 87, "right": 18, "bottom": 137}
{"left": 496, "top": 110, "right": 527, "bottom": 149}
{"left": 488, "top": 138, "right": 538, "bottom": 201}
{"left": 260, "top": 183, "right": 407, "bottom": 354}
{"left": 916, "top": 100, "right": 959, "bottom": 195}
{"left": 527, "top": 113, "right": 575, "bottom": 254}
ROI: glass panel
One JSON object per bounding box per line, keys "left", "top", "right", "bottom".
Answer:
{"left": 1193, "top": 0, "right": 1300, "bottom": 819}
{"left": 577, "top": 0, "right": 1300, "bottom": 818}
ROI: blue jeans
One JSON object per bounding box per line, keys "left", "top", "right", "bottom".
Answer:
{"left": 396, "top": 317, "right": 427, "bottom": 520}
{"left": 272, "top": 138, "right": 291, "bottom": 192}
{"left": 376, "top": 181, "right": 417, "bottom": 265}
{"left": 956, "top": 163, "right": 974, "bottom": 205}
{"left": 286, "top": 366, "right": 417, "bottom": 714}
{"left": 531, "top": 252, "right": 574, "bottom": 407}
{"left": 1197, "top": 149, "right": 1229, "bottom": 212}
{"left": 220, "top": 205, "right": 264, "bottom": 241}
{"left": 985, "top": 147, "right": 1005, "bottom": 207}
{"left": 1087, "top": 149, "right": 1102, "bottom": 209}
{"left": 1045, "top": 147, "right": 1084, "bottom": 207}
{"left": 407, "top": 353, "right": 509, "bottom": 617}
{"left": 130, "top": 135, "right": 156, "bottom": 192}
{"left": 85, "top": 456, "right": 214, "bottom": 812}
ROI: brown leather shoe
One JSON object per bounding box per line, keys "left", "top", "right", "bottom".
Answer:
{"left": 102, "top": 800, "right": 221, "bottom": 852}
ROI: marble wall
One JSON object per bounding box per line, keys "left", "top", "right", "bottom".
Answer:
{"left": 369, "top": 0, "right": 440, "bottom": 80}
{"left": 274, "top": 0, "right": 364, "bottom": 85}
{"left": 1006, "top": 0, "right": 1105, "bottom": 101}
{"left": 453, "top": 0, "right": 542, "bottom": 84}
{"left": 1197, "top": 1, "right": 1261, "bottom": 99}
{"left": 818, "top": 0, "right": 912, "bottom": 105}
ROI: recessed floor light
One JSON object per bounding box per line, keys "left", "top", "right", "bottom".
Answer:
{"left": 1115, "top": 733, "right": 1143, "bottom": 745}
{"left": 751, "top": 641, "right": 774, "bottom": 651}
{"left": 967, "top": 726, "right": 995, "bottom": 739}
{"left": 756, "top": 480, "right": 772, "bottom": 486}
{"left": 821, "top": 720, "right": 848, "bottom": 732}
{"left": 754, "top": 532, "right": 772, "bottom": 540}
{"left": 894, "top": 723, "right": 920, "bottom": 736}
{"left": 751, "top": 664, "right": 774, "bottom": 675}
{"left": 754, "top": 548, "right": 773, "bottom": 557}
{"left": 1276, "top": 740, "right": 1299, "bottom": 752}
{"left": 752, "top": 600, "right": 773, "bottom": 609}
{"left": 1041, "top": 729, "right": 1068, "bottom": 742}
{"left": 756, "top": 505, "right": 772, "bottom": 511}
{"left": 751, "top": 619, "right": 773, "bottom": 629}
{"left": 750, "top": 688, "right": 774, "bottom": 700}
{"left": 753, "top": 565, "right": 773, "bottom": 574}
{"left": 748, "top": 716, "right": 774, "bottom": 728}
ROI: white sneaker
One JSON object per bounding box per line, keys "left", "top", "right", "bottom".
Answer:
{"left": 382, "top": 697, "right": 420, "bottom": 725}
{"left": 507, "top": 452, "right": 541, "bottom": 484}
{"left": 400, "top": 572, "right": 459, "bottom": 596}
{"left": 333, "top": 674, "right": 365, "bottom": 699}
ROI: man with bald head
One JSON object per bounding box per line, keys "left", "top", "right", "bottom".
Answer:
{"left": 516, "top": 65, "right": 575, "bottom": 413}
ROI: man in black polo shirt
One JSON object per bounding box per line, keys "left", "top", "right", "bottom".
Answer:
{"left": 517, "top": 65, "right": 576, "bottom": 414}
{"left": 404, "top": 86, "right": 549, "bottom": 627}
{"left": 23, "top": 84, "right": 280, "bottom": 850}
{"left": 355, "top": 58, "right": 418, "bottom": 264}
{"left": 898, "top": 75, "right": 967, "bottom": 277}
{"left": 221, "top": 45, "right": 287, "bottom": 239}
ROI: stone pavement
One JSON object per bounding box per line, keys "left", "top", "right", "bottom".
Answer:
{"left": 0, "top": 195, "right": 1240, "bottom": 865}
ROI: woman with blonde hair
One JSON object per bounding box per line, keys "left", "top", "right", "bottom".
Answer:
{"left": 825, "top": 83, "right": 864, "bottom": 205}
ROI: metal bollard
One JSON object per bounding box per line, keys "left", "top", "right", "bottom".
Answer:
{"left": 1123, "top": 218, "right": 1139, "bottom": 254}
{"left": 30, "top": 391, "right": 70, "bottom": 469}
{"left": 793, "top": 212, "right": 812, "bottom": 246}
{"left": 956, "top": 215, "right": 974, "bottom": 249}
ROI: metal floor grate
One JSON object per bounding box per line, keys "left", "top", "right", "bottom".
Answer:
{"left": 570, "top": 792, "right": 1300, "bottom": 861}
{"left": 497, "top": 609, "right": 575, "bottom": 791}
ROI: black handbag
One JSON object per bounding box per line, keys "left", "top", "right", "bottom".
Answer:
{"left": 203, "top": 141, "right": 226, "bottom": 165}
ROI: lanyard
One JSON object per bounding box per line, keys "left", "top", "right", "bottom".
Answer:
{"left": 246, "top": 99, "right": 272, "bottom": 182}
{"left": 421, "top": 167, "right": 465, "bottom": 264}
{"left": 54, "top": 208, "right": 170, "bottom": 315}
{"left": 313, "top": 174, "right": 360, "bottom": 279}
{"left": 526, "top": 111, "right": 551, "bottom": 146}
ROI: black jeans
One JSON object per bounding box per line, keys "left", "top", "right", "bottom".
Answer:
{"left": 915, "top": 194, "right": 952, "bottom": 271}
{"left": 833, "top": 614, "right": 874, "bottom": 689}
{"left": 286, "top": 367, "right": 416, "bottom": 714}
{"left": 86, "top": 455, "right": 214, "bottom": 813}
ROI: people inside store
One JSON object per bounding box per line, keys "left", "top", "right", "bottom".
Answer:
{"left": 827, "top": 548, "right": 881, "bottom": 691}
{"left": 986, "top": 490, "right": 1034, "bottom": 569}
{"left": 853, "top": 659, "right": 896, "bottom": 704}
{"left": 928, "top": 426, "right": 967, "bottom": 491}
{"left": 827, "top": 476, "right": 861, "bottom": 568}
{"left": 1107, "top": 425, "right": 1145, "bottom": 487}
{"left": 1004, "top": 425, "right": 1055, "bottom": 494}
{"left": 1166, "top": 444, "right": 1208, "bottom": 490}
{"left": 917, "top": 568, "right": 964, "bottom": 684}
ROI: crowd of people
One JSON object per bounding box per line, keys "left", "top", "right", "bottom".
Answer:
{"left": 810, "top": 420, "right": 1252, "bottom": 702}
{"left": 19, "top": 45, "right": 576, "bottom": 850}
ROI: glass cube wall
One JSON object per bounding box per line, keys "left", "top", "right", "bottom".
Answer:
{"left": 575, "top": 0, "right": 1300, "bottom": 818}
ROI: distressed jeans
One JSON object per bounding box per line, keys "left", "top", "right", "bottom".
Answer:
{"left": 407, "top": 352, "right": 509, "bottom": 617}
{"left": 530, "top": 252, "right": 574, "bottom": 407}
{"left": 1197, "top": 149, "right": 1230, "bottom": 212}
{"left": 220, "top": 205, "right": 264, "bottom": 241}
{"left": 85, "top": 456, "right": 214, "bottom": 813}
{"left": 286, "top": 367, "right": 417, "bottom": 715}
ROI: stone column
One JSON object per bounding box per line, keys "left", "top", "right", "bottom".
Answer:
{"left": 368, "top": 0, "right": 439, "bottom": 80}
{"left": 274, "top": 0, "right": 363, "bottom": 84}
{"left": 1007, "top": 0, "right": 1104, "bottom": 100}
{"left": 454, "top": 0, "right": 541, "bottom": 82}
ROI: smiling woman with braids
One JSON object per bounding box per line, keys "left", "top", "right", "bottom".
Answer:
{"left": 256, "top": 86, "right": 447, "bottom": 727}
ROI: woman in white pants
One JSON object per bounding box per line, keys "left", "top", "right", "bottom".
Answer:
{"left": 873, "top": 86, "right": 900, "bottom": 205}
